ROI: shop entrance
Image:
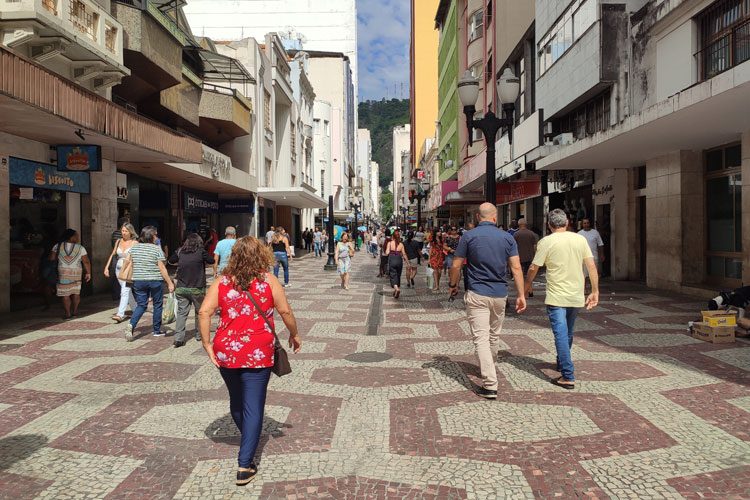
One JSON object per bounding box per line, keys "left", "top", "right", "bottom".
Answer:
{"left": 8, "top": 157, "right": 89, "bottom": 311}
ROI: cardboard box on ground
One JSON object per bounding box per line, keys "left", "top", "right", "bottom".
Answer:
{"left": 693, "top": 323, "right": 735, "bottom": 343}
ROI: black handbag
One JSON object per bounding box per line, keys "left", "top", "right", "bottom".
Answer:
{"left": 108, "top": 240, "right": 120, "bottom": 279}
{"left": 244, "top": 290, "right": 292, "bottom": 377}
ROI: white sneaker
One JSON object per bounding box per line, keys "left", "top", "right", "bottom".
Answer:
{"left": 283, "top": 283, "right": 291, "bottom": 288}
{"left": 124, "top": 324, "right": 133, "bottom": 342}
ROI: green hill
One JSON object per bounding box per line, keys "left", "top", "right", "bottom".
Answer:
{"left": 358, "top": 98, "right": 410, "bottom": 187}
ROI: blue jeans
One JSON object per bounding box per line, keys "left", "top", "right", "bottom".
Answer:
{"left": 314, "top": 241, "right": 322, "bottom": 257}
{"left": 273, "top": 251, "right": 289, "bottom": 284}
{"left": 130, "top": 280, "right": 164, "bottom": 334}
{"left": 219, "top": 367, "right": 272, "bottom": 468}
{"left": 444, "top": 253, "right": 454, "bottom": 271}
{"left": 547, "top": 306, "right": 580, "bottom": 381}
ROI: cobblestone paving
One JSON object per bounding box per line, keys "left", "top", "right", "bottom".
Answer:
{"left": 1, "top": 252, "right": 749, "bottom": 499}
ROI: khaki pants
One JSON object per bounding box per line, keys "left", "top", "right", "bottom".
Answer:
{"left": 465, "top": 290, "right": 507, "bottom": 390}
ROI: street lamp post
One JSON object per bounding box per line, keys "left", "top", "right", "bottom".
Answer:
{"left": 408, "top": 176, "right": 430, "bottom": 228}
{"left": 458, "top": 67, "right": 520, "bottom": 205}
{"left": 399, "top": 206, "right": 408, "bottom": 232}
{"left": 324, "top": 195, "right": 337, "bottom": 270}
{"left": 348, "top": 190, "right": 363, "bottom": 249}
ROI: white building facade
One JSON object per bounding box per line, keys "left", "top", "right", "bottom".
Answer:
{"left": 392, "top": 124, "right": 411, "bottom": 213}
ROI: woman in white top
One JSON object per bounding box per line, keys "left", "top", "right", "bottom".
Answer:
{"left": 104, "top": 223, "right": 138, "bottom": 322}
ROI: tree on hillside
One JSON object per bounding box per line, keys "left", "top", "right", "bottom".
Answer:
{"left": 380, "top": 187, "right": 394, "bottom": 221}
{"left": 358, "top": 98, "right": 410, "bottom": 188}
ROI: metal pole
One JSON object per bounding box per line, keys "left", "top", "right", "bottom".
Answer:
{"left": 486, "top": 138, "right": 497, "bottom": 205}
{"left": 417, "top": 197, "right": 422, "bottom": 228}
{"left": 324, "top": 195, "right": 337, "bottom": 270}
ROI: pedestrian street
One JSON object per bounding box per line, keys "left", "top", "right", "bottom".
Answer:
{"left": 0, "top": 252, "right": 749, "bottom": 500}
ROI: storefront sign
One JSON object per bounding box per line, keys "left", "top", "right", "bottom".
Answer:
{"left": 437, "top": 206, "right": 450, "bottom": 219}
{"left": 219, "top": 198, "right": 255, "bottom": 214}
{"left": 496, "top": 177, "right": 542, "bottom": 205}
{"left": 116, "top": 173, "right": 128, "bottom": 199}
{"left": 9, "top": 157, "right": 90, "bottom": 193}
{"left": 56, "top": 145, "right": 101, "bottom": 172}
{"left": 183, "top": 190, "right": 219, "bottom": 212}
{"left": 202, "top": 144, "right": 231, "bottom": 178}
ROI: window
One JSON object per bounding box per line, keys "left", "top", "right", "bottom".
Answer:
{"left": 290, "top": 119, "right": 297, "bottom": 158}
{"left": 263, "top": 91, "right": 271, "bottom": 131}
{"left": 313, "top": 118, "right": 320, "bottom": 134}
{"left": 537, "top": 0, "right": 598, "bottom": 75}
{"left": 324, "top": 120, "right": 330, "bottom": 136}
{"left": 696, "top": 0, "right": 750, "bottom": 80}
{"left": 635, "top": 166, "right": 647, "bottom": 190}
{"left": 515, "top": 56, "right": 526, "bottom": 124}
{"left": 321, "top": 170, "right": 325, "bottom": 197}
{"left": 469, "top": 61, "right": 483, "bottom": 79}
{"left": 472, "top": 113, "right": 484, "bottom": 143}
{"left": 705, "top": 143, "right": 743, "bottom": 284}
{"left": 551, "top": 88, "right": 611, "bottom": 140}
{"left": 469, "top": 9, "right": 483, "bottom": 43}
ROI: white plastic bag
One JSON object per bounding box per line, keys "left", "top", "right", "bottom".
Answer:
{"left": 290, "top": 246, "right": 296, "bottom": 257}
{"left": 426, "top": 267, "right": 434, "bottom": 289}
{"left": 162, "top": 292, "right": 176, "bottom": 324}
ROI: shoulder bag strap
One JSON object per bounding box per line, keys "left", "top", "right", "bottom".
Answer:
{"left": 243, "top": 289, "right": 281, "bottom": 346}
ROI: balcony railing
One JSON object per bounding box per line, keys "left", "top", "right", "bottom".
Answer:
{"left": 203, "top": 82, "right": 253, "bottom": 111}
{"left": 0, "top": 0, "right": 125, "bottom": 62}
{"left": 696, "top": 19, "right": 750, "bottom": 81}
{"left": 68, "top": 0, "right": 97, "bottom": 41}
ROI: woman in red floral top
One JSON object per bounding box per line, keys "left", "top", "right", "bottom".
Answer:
{"left": 199, "top": 236, "right": 301, "bottom": 486}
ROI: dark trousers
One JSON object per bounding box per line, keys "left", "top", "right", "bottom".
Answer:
{"left": 388, "top": 255, "right": 403, "bottom": 288}
{"left": 379, "top": 254, "right": 388, "bottom": 275}
{"left": 521, "top": 261, "right": 532, "bottom": 277}
{"left": 130, "top": 280, "right": 164, "bottom": 334}
{"left": 220, "top": 367, "right": 272, "bottom": 468}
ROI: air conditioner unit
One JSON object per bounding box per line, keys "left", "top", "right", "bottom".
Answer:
{"left": 543, "top": 122, "right": 553, "bottom": 136}
{"left": 553, "top": 133, "right": 574, "bottom": 146}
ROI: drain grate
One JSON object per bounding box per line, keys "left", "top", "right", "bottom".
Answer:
{"left": 345, "top": 351, "right": 393, "bottom": 363}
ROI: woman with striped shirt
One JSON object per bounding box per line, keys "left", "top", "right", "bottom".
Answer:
{"left": 124, "top": 226, "right": 175, "bottom": 341}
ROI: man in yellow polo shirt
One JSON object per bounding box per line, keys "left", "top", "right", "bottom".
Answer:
{"left": 524, "top": 208, "right": 599, "bottom": 389}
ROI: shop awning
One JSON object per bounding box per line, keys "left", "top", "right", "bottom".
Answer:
{"left": 258, "top": 187, "right": 327, "bottom": 209}
{"left": 189, "top": 47, "right": 256, "bottom": 85}
{"left": 537, "top": 62, "right": 750, "bottom": 171}
{"left": 0, "top": 45, "right": 202, "bottom": 164}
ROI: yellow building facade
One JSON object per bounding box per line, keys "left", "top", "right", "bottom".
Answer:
{"left": 410, "top": 0, "right": 440, "bottom": 174}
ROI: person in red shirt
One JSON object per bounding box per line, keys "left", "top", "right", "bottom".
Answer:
{"left": 198, "top": 236, "right": 301, "bottom": 486}
{"left": 204, "top": 228, "right": 219, "bottom": 257}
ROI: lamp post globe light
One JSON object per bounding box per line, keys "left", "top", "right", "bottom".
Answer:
{"left": 458, "top": 67, "right": 520, "bottom": 205}
{"left": 408, "top": 176, "right": 430, "bottom": 229}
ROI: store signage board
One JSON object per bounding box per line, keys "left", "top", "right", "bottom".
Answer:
{"left": 219, "top": 198, "right": 255, "bottom": 214}
{"left": 57, "top": 145, "right": 102, "bottom": 172}
{"left": 183, "top": 191, "right": 219, "bottom": 213}
{"left": 496, "top": 176, "right": 542, "bottom": 204}
{"left": 9, "top": 157, "right": 90, "bottom": 193}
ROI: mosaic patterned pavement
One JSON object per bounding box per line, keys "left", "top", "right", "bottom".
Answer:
{"left": 1, "top": 251, "right": 749, "bottom": 500}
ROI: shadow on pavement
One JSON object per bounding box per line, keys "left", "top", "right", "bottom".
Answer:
{"left": 0, "top": 434, "right": 49, "bottom": 471}
{"left": 422, "top": 356, "right": 479, "bottom": 391}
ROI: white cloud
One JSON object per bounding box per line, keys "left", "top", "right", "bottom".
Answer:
{"left": 357, "top": 0, "right": 410, "bottom": 101}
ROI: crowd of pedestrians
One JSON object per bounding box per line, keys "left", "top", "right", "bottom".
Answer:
{"left": 36, "top": 207, "right": 604, "bottom": 485}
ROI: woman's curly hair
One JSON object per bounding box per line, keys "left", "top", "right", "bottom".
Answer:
{"left": 222, "top": 236, "right": 274, "bottom": 290}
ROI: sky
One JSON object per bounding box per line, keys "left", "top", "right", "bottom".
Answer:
{"left": 357, "top": 0, "right": 411, "bottom": 102}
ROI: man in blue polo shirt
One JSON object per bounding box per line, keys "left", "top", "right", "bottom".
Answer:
{"left": 449, "top": 203, "right": 526, "bottom": 399}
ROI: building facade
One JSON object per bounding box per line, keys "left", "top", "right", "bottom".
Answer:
{"left": 392, "top": 124, "right": 411, "bottom": 214}
{"left": 1, "top": 0, "right": 261, "bottom": 312}
{"left": 410, "top": 0, "right": 440, "bottom": 172}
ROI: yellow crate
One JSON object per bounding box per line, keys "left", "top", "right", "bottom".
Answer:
{"left": 701, "top": 310, "right": 737, "bottom": 327}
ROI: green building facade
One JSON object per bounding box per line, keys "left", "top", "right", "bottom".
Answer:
{"left": 436, "top": 0, "right": 459, "bottom": 181}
